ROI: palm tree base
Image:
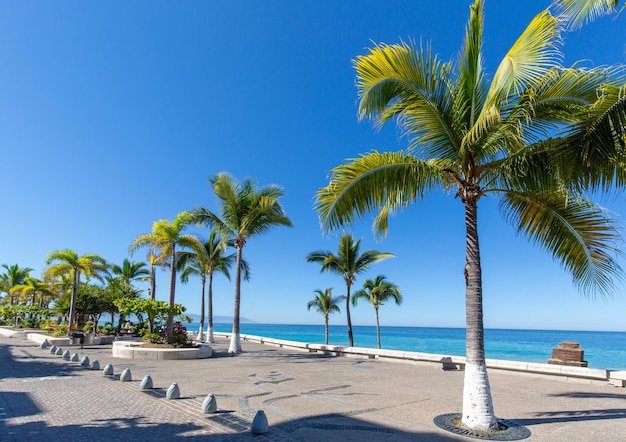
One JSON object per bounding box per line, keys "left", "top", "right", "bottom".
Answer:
{"left": 433, "top": 413, "right": 530, "bottom": 440}
{"left": 228, "top": 332, "right": 242, "bottom": 353}
{"left": 206, "top": 327, "right": 215, "bottom": 343}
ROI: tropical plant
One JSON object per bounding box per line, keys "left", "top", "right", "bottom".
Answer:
{"left": 307, "top": 233, "right": 394, "bottom": 347}
{"left": 192, "top": 172, "right": 292, "bottom": 353}
{"left": 306, "top": 288, "right": 342, "bottom": 345}
{"left": 129, "top": 211, "right": 204, "bottom": 344}
{"left": 177, "top": 230, "right": 243, "bottom": 343}
{"left": 315, "top": 0, "right": 625, "bottom": 431}
{"left": 113, "top": 297, "right": 186, "bottom": 335}
{"left": 352, "top": 275, "right": 402, "bottom": 349}
{"left": 9, "top": 276, "right": 54, "bottom": 308}
{"left": 0, "top": 264, "right": 33, "bottom": 305}
{"left": 44, "top": 250, "right": 109, "bottom": 334}
{"left": 111, "top": 259, "right": 150, "bottom": 286}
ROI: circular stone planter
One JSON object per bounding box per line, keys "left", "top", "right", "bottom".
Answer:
{"left": 112, "top": 341, "right": 213, "bottom": 360}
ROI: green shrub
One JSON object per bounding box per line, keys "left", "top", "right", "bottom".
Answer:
{"left": 143, "top": 332, "right": 165, "bottom": 344}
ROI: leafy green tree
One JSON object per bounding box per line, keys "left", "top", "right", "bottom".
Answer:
{"left": 315, "top": 0, "right": 624, "bottom": 430}
{"left": 130, "top": 212, "right": 204, "bottom": 344}
{"left": 0, "top": 264, "right": 33, "bottom": 305}
{"left": 177, "top": 230, "right": 244, "bottom": 343}
{"left": 111, "top": 259, "right": 150, "bottom": 286}
{"left": 113, "top": 297, "right": 186, "bottom": 334}
{"left": 352, "top": 275, "right": 402, "bottom": 349}
{"left": 192, "top": 172, "right": 292, "bottom": 353}
{"left": 44, "top": 251, "right": 109, "bottom": 334}
{"left": 307, "top": 234, "right": 393, "bottom": 347}
{"left": 306, "top": 288, "right": 342, "bottom": 345}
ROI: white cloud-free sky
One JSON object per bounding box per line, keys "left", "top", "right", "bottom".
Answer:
{"left": 2, "top": 1, "right": 625, "bottom": 331}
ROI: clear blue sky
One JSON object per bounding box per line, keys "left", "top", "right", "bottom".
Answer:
{"left": 1, "top": 1, "right": 625, "bottom": 331}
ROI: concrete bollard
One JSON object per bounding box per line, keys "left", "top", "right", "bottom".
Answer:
{"left": 80, "top": 356, "right": 90, "bottom": 367}
{"left": 90, "top": 360, "right": 100, "bottom": 370}
{"left": 103, "top": 364, "right": 114, "bottom": 376}
{"left": 49, "top": 345, "right": 57, "bottom": 353}
{"left": 120, "top": 368, "right": 132, "bottom": 382}
{"left": 62, "top": 350, "right": 71, "bottom": 360}
{"left": 40, "top": 340, "right": 48, "bottom": 349}
{"left": 70, "top": 353, "right": 79, "bottom": 362}
{"left": 55, "top": 347, "right": 63, "bottom": 355}
{"left": 166, "top": 383, "right": 180, "bottom": 399}
{"left": 251, "top": 410, "right": 269, "bottom": 434}
{"left": 140, "top": 375, "right": 153, "bottom": 389}
{"left": 201, "top": 394, "right": 218, "bottom": 414}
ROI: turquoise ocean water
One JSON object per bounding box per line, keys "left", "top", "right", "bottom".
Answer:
{"left": 184, "top": 322, "right": 626, "bottom": 370}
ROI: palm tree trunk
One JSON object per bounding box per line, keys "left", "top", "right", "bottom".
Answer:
{"left": 207, "top": 272, "right": 215, "bottom": 343}
{"left": 150, "top": 264, "right": 156, "bottom": 300}
{"left": 461, "top": 198, "right": 497, "bottom": 431}
{"left": 166, "top": 246, "right": 177, "bottom": 345}
{"left": 67, "top": 269, "right": 79, "bottom": 335}
{"left": 375, "top": 307, "right": 381, "bottom": 349}
{"left": 324, "top": 315, "right": 329, "bottom": 345}
{"left": 228, "top": 245, "right": 243, "bottom": 353}
{"left": 345, "top": 282, "right": 354, "bottom": 347}
{"left": 198, "top": 275, "right": 206, "bottom": 341}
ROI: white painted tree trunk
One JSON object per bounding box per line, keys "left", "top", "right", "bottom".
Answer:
{"left": 228, "top": 331, "right": 242, "bottom": 353}
{"left": 206, "top": 326, "right": 215, "bottom": 343}
{"left": 462, "top": 361, "right": 496, "bottom": 431}
{"left": 196, "top": 329, "right": 204, "bottom": 342}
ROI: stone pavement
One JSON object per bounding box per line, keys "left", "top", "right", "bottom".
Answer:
{"left": 1, "top": 333, "right": 625, "bottom": 441}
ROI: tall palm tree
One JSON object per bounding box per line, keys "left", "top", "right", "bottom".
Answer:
{"left": 177, "top": 230, "right": 242, "bottom": 343}
{"left": 352, "top": 275, "right": 402, "bottom": 349}
{"left": 0, "top": 264, "right": 33, "bottom": 305}
{"left": 315, "top": 1, "right": 624, "bottom": 431}
{"left": 307, "top": 234, "right": 394, "bottom": 347}
{"left": 129, "top": 212, "right": 204, "bottom": 344}
{"left": 192, "top": 172, "right": 292, "bottom": 353}
{"left": 44, "top": 250, "right": 109, "bottom": 333}
{"left": 306, "top": 288, "right": 342, "bottom": 345}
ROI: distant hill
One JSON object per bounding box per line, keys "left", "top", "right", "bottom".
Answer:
{"left": 186, "top": 313, "right": 254, "bottom": 324}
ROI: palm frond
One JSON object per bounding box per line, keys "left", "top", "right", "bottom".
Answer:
{"left": 315, "top": 151, "right": 448, "bottom": 235}
{"left": 500, "top": 190, "right": 623, "bottom": 297}
{"left": 551, "top": 0, "right": 619, "bottom": 30}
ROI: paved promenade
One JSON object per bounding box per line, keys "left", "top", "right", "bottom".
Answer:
{"left": 1, "top": 333, "right": 625, "bottom": 441}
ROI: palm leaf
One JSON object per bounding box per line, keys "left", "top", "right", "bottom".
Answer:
{"left": 315, "top": 151, "right": 448, "bottom": 235}
{"left": 500, "top": 189, "right": 622, "bottom": 297}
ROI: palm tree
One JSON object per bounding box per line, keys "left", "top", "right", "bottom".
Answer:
{"left": 111, "top": 259, "right": 150, "bottom": 286}
{"left": 306, "top": 234, "right": 394, "bottom": 347}
{"left": 192, "top": 172, "right": 292, "bottom": 353}
{"left": 1, "top": 264, "right": 33, "bottom": 305}
{"left": 352, "top": 275, "right": 402, "bottom": 349}
{"left": 10, "top": 276, "right": 55, "bottom": 308}
{"left": 44, "top": 250, "right": 109, "bottom": 333}
{"left": 306, "top": 288, "right": 342, "bottom": 345}
{"left": 177, "top": 230, "right": 242, "bottom": 343}
{"left": 129, "top": 211, "right": 204, "bottom": 344}
{"left": 314, "top": 1, "right": 624, "bottom": 431}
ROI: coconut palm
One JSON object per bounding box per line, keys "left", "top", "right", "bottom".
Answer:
{"left": 306, "top": 288, "right": 342, "bottom": 345}
{"left": 307, "top": 234, "right": 394, "bottom": 347}
{"left": 352, "top": 275, "right": 402, "bottom": 349}
{"left": 111, "top": 259, "right": 150, "bottom": 286}
{"left": 177, "top": 230, "right": 245, "bottom": 343}
{"left": 44, "top": 250, "right": 109, "bottom": 333}
{"left": 192, "top": 172, "right": 292, "bottom": 353}
{"left": 0, "top": 264, "right": 33, "bottom": 305}
{"left": 129, "top": 212, "right": 204, "bottom": 344}
{"left": 315, "top": 0, "right": 624, "bottom": 431}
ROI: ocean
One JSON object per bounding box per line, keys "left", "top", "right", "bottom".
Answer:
{"left": 183, "top": 322, "right": 626, "bottom": 371}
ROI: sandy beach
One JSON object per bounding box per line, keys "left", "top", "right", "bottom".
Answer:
{"left": 1, "top": 332, "right": 625, "bottom": 441}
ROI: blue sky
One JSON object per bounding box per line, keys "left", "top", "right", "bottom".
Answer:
{"left": 1, "top": 1, "right": 625, "bottom": 331}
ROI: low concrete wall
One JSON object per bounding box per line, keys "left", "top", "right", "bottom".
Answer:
{"left": 216, "top": 332, "right": 614, "bottom": 384}
{"left": 112, "top": 341, "right": 213, "bottom": 360}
